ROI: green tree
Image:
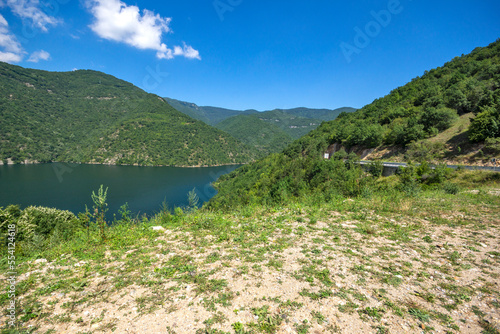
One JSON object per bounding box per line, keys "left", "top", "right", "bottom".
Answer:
{"left": 419, "top": 107, "right": 458, "bottom": 132}
{"left": 468, "top": 106, "right": 500, "bottom": 142}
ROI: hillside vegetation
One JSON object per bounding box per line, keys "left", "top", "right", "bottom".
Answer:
{"left": 165, "top": 97, "right": 355, "bottom": 147}
{"left": 165, "top": 98, "right": 354, "bottom": 127}
{"left": 166, "top": 97, "right": 355, "bottom": 156}
{"left": 323, "top": 40, "right": 500, "bottom": 152}
{"left": 0, "top": 63, "right": 256, "bottom": 166}
{"left": 209, "top": 40, "right": 500, "bottom": 208}
{"left": 215, "top": 115, "right": 293, "bottom": 157}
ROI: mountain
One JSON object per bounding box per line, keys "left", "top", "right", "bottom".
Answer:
{"left": 209, "top": 39, "right": 500, "bottom": 208}
{"left": 215, "top": 114, "right": 293, "bottom": 157}
{"left": 252, "top": 109, "right": 323, "bottom": 139}
{"left": 0, "top": 63, "right": 256, "bottom": 166}
{"left": 164, "top": 98, "right": 258, "bottom": 125}
{"left": 166, "top": 98, "right": 356, "bottom": 153}
{"left": 165, "top": 97, "right": 354, "bottom": 127}
{"left": 280, "top": 107, "right": 356, "bottom": 121}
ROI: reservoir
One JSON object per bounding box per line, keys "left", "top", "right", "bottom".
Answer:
{"left": 0, "top": 163, "right": 239, "bottom": 218}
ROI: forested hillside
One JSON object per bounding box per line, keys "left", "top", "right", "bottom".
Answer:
{"left": 165, "top": 97, "right": 354, "bottom": 132}
{"left": 322, "top": 40, "right": 500, "bottom": 149}
{"left": 216, "top": 114, "right": 293, "bottom": 157}
{"left": 277, "top": 106, "right": 356, "bottom": 121}
{"left": 166, "top": 98, "right": 355, "bottom": 153}
{"left": 254, "top": 110, "right": 323, "bottom": 139}
{"left": 209, "top": 39, "right": 500, "bottom": 208}
{"left": 0, "top": 63, "right": 256, "bottom": 166}
{"left": 164, "top": 98, "right": 257, "bottom": 125}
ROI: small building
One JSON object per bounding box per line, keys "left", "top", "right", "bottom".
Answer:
{"left": 323, "top": 143, "right": 339, "bottom": 159}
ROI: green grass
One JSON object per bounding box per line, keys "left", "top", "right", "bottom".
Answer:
{"left": 1, "top": 169, "right": 499, "bottom": 333}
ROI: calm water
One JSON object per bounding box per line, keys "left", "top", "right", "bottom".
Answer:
{"left": 0, "top": 163, "right": 239, "bottom": 218}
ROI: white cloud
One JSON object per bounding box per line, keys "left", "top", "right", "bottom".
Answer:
{"left": 27, "top": 49, "right": 50, "bottom": 62}
{"left": 0, "top": 0, "right": 60, "bottom": 63}
{"left": 87, "top": 0, "right": 200, "bottom": 60}
{"left": 174, "top": 43, "right": 201, "bottom": 60}
{"left": 0, "top": 0, "right": 61, "bottom": 32}
{"left": 0, "top": 14, "right": 24, "bottom": 62}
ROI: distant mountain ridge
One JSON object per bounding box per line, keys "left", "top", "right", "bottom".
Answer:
{"left": 165, "top": 97, "right": 356, "bottom": 155}
{"left": 0, "top": 63, "right": 256, "bottom": 166}
{"left": 215, "top": 115, "right": 293, "bottom": 158}
{"left": 164, "top": 97, "right": 355, "bottom": 126}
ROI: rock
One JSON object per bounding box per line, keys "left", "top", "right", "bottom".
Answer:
{"left": 152, "top": 226, "right": 166, "bottom": 231}
{"left": 34, "top": 258, "right": 47, "bottom": 264}
{"left": 74, "top": 261, "right": 87, "bottom": 267}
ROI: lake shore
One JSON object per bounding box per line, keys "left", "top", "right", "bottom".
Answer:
{"left": 0, "top": 159, "right": 245, "bottom": 168}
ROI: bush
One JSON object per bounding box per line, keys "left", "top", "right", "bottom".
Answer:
{"left": 397, "top": 164, "right": 421, "bottom": 197}
{"left": 420, "top": 107, "right": 458, "bottom": 132}
{"left": 468, "top": 106, "right": 500, "bottom": 142}
{"left": 17, "top": 206, "right": 79, "bottom": 242}
{"left": 0, "top": 205, "right": 22, "bottom": 244}
{"left": 1, "top": 206, "right": 82, "bottom": 255}
{"left": 427, "top": 164, "right": 452, "bottom": 184}
{"left": 484, "top": 137, "right": 500, "bottom": 154}
{"left": 442, "top": 182, "right": 460, "bottom": 195}
{"left": 367, "top": 160, "right": 384, "bottom": 177}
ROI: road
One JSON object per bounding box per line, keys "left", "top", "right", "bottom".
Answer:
{"left": 358, "top": 160, "right": 500, "bottom": 172}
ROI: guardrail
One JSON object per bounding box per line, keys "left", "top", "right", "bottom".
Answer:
{"left": 358, "top": 160, "right": 500, "bottom": 175}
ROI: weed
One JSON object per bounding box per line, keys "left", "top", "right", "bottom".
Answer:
{"left": 408, "top": 307, "right": 431, "bottom": 323}
{"left": 359, "top": 307, "right": 385, "bottom": 321}
{"left": 299, "top": 288, "right": 333, "bottom": 300}
{"left": 311, "top": 310, "right": 326, "bottom": 324}
{"left": 294, "top": 320, "right": 311, "bottom": 334}
{"left": 338, "top": 301, "right": 359, "bottom": 313}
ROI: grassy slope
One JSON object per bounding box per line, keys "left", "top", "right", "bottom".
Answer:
{"left": 0, "top": 63, "right": 256, "bottom": 166}
{"left": 1, "top": 170, "right": 499, "bottom": 333}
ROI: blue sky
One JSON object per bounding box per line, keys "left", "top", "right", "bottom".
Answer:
{"left": 1, "top": 0, "right": 499, "bottom": 111}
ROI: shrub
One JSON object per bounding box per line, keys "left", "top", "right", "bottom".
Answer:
{"left": 406, "top": 141, "right": 445, "bottom": 163}
{"left": 442, "top": 182, "right": 460, "bottom": 195}
{"left": 428, "top": 164, "right": 452, "bottom": 184}
{"left": 484, "top": 137, "right": 500, "bottom": 154}
{"left": 367, "top": 160, "right": 384, "bottom": 177}
{"left": 420, "top": 107, "right": 458, "bottom": 132}
{"left": 0, "top": 205, "right": 22, "bottom": 244}
{"left": 17, "top": 206, "right": 79, "bottom": 242}
{"left": 397, "top": 164, "right": 421, "bottom": 196}
{"left": 468, "top": 106, "right": 500, "bottom": 142}
{"left": 0, "top": 206, "right": 81, "bottom": 254}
